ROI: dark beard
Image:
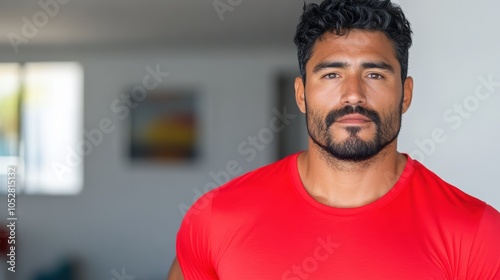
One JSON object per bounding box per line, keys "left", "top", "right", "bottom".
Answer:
{"left": 305, "top": 100, "right": 402, "bottom": 162}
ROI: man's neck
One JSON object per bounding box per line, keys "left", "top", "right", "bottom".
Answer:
{"left": 297, "top": 141, "right": 407, "bottom": 208}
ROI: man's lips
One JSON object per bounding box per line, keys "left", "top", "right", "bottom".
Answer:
{"left": 336, "top": 114, "right": 372, "bottom": 124}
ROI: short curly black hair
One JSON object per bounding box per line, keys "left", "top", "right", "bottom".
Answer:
{"left": 294, "top": 0, "right": 413, "bottom": 82}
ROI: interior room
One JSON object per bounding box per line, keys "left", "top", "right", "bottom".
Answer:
{"left": 0, "top": 0, "right": 499, "bottom": 279}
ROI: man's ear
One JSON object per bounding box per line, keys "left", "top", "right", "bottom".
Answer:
{"left": 295, "top": 76, "right": 306, "bottom": 113}
{"left": 402, "top": 76, "right": 413, "bottom": 114}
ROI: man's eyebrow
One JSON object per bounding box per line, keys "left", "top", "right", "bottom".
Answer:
{"left": 312, "top": 61, "right": 395, "bottom": 73}
{"left": 312, "top": 61, "right": 349, "bottom": 73}
{"left": 361, "top": 62, "right": 395, "bottom": 73}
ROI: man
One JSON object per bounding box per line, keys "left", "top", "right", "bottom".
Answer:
{"left": 168, "top": 0, "right": 500, "bottom": 279}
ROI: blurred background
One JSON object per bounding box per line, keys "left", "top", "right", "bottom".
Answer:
{"left": 0, "top": 0, "right": 499, "bottom": 279}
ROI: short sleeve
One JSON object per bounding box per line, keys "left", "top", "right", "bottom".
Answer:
{"left": 466, "top": 204, "right": 500, "bottom": 280}
{"left": 176, "top": 192, "right": 219, "bottom": 279}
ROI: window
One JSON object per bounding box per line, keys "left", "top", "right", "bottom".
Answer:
{"left": 0, "top": 62, "right": 83, "bottom": 195}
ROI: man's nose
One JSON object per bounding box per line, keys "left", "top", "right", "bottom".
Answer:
{"left": 340, "top": 75, "right": 366, "bottom": 106}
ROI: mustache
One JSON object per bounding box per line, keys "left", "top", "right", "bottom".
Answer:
{"left": 325, "top": 106, "right": 381, "bottom": 128}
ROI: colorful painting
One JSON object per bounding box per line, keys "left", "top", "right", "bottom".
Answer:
{"left": 130, "top": 89, "right": 199, "bottom": 162}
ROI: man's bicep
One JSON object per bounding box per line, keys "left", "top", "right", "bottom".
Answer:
{"left": 467, "top": 205, "right": 500, "bottom": 279}
{"left": 176, "top": 192, "right": 219, "bottom": 279}
{"left": 167, "top": 258, "right": 184, "bottom": 280}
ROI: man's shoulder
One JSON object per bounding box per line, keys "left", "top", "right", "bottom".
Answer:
{"left": 183, "top": 153, "right": 299, "bottom": 229}
{"left": 407, "top": 159, "right": 500, "bottom": 275}
{"left": 409, "top": 159, "right": 492, "bottom": 222}
{"left": 213, "top": 152, "right": 298, "bottom": 198}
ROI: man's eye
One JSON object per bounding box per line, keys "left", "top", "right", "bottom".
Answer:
{"left": 367, "top": 73, "right": 384, "bottom": 79}
{"left": 323, "top": 73, "right": 340, "bottom": 79}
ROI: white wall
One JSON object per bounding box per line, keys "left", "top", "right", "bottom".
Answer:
{"left": 0, "top": 46, "right": 300, "bottom": 279}
{"left": 0, "top": 0, "right": 499, "bottom": 279}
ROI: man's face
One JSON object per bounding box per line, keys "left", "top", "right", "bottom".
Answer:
{"left": 295, "top": 30, "right": 413, "bottom": 161}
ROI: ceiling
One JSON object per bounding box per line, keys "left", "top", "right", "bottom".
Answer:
{"left": 0, "top": 0, "right": 310, "bottom": 49}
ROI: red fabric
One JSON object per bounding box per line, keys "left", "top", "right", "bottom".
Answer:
{"left": 177, "top": 153, "right": 500, "bottom": 279}
{"left": 0, "top": 228, "right": 9, "bottom": 255}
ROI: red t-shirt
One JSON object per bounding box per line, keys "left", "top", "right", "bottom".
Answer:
{"left": 177, "top": 153, "right": 500, "bottom": 279}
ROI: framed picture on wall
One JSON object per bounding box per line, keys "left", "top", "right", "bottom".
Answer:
{"left": 129, "top": 88, "right": 200, "bottom": 163}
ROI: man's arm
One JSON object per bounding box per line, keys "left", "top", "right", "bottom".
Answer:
{"left": 167, "top": 257, "right": 184, "bottom": 280}
{"left": 465, "top": 205, "right": 500, "bottom": 279}
{"left": 175, "top": 191, "right": 220, "bottom": 279}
